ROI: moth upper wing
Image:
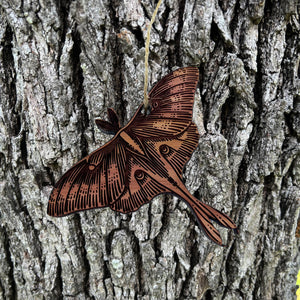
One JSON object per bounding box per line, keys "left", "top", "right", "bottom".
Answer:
{"left": 47, "top": 136, "right": 127, "bottom": 217}
{"left": 129, "top": 66, "right": 199, "bottom": 138}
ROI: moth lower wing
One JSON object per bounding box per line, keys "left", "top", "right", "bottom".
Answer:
{"left": 47, "top": 138, "right": 127, "bottom": 217}
{"left": 129, "top": 67, "right": 199, "bottom": 138}
{"left": 110, "top": 153, "right": 170, "bottom": 213}
{"left": 110, "top": 123, "right": 200, "bottom": 213}
{"left": 145, "top": 123, "right": 199, "bottom": 178}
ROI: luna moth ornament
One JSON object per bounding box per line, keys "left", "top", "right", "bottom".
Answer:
{"left": 48, "top": 67, "right": 237, "bottom": 245}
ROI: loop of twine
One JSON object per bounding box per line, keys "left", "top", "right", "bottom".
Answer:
{"left": 144, "top": 0, "right": 162, "bottom": 111}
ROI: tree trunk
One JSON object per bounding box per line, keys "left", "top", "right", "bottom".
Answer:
{"left": 0, "top": 0, "right": 299, "bottom": 299}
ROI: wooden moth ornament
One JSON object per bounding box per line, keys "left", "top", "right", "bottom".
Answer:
{"left": 48, "top": 67, "right": 238, "bottom": 245}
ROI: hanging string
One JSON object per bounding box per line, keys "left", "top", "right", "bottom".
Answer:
{"left": 144, "top": 0, "right": 163, "bottom": 111}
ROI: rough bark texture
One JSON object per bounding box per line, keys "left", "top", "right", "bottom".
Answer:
{"left": 0, "top": 0, "right": 299, "bottom": 299}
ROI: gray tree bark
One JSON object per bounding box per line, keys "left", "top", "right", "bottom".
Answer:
{"left": 0, "top": 0, "right": 299, "bottom": 299}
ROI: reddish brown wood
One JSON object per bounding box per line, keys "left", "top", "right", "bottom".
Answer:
{"left": 47, "top": 67, "right": 237, "bottom": 245}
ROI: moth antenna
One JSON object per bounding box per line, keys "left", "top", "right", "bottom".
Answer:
{"left": 107, "top": 108, "right": 120, "bottom": 130}
{"left": 95, "top": 119, "right": 118, "bottom": 135}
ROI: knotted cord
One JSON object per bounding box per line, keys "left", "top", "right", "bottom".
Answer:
{"left": 143, "top": 0, "right": 162, "bottom": 111}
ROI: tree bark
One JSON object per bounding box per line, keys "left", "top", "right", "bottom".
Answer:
{"left": 0, "top": 0, "right": 299, "bottom": 299}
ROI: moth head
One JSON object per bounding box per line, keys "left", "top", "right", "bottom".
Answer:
{"left": 151, "top": 100, "right": 159, "bottom": 110}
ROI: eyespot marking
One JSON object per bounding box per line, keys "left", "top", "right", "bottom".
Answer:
{"left": 89, "top": 165, "right": 96, "bottom": 171}
{"left": 135, "top": 170, "right": 145, "bottom": 181}
{"left": 160, "top": 144, "right": 170, "bottom": 155}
